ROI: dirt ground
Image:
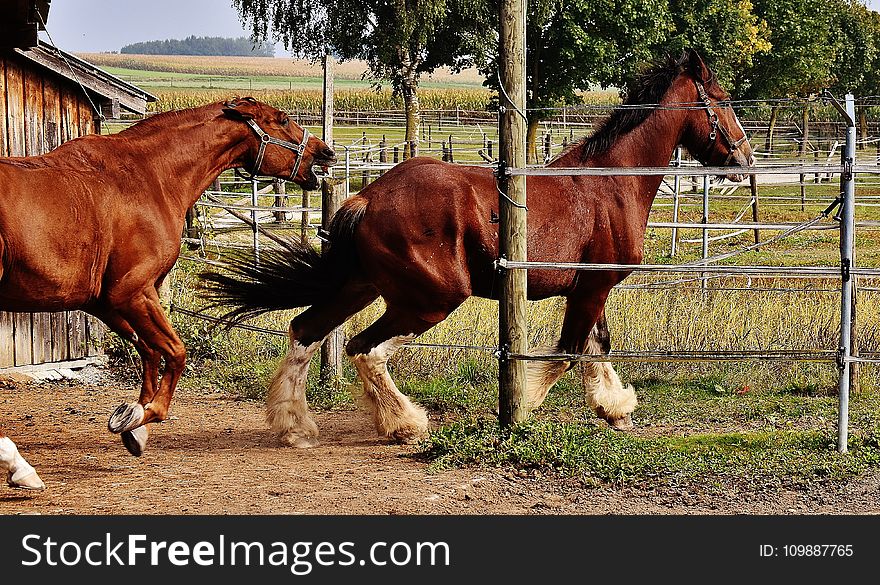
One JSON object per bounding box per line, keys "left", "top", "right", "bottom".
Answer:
{"left": 2, "top": 366, "right": 880, "bottom": 515}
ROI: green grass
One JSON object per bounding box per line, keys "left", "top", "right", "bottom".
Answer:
{"left": 414, "top": 375, "right": 880, "bottom": 488}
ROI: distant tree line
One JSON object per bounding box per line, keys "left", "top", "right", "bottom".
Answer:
{"left": 120, "top": 35, "right": 274, "bottom": 57}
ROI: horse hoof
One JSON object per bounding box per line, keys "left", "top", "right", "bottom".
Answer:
{"left": 108, "top": 402, "right": 145, "bottom": 434}
{"left": 388, "top": 426, "right": 429, "bottom": 445}
{"left": 606, "top": 414, "right": 634, "bottom": 431}
{"left": 279, "top": 432, "right": 319, "bottom": 448}
{"left": 121, "top": 426, "right": 149, "bottom": 457}
{"left": 7, "top": 470, "right": 46, "bottom": 491}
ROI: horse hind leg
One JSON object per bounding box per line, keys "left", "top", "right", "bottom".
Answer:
{"left": 268, "top": 285, "right": 379, "bottom": 447}
{"left": 580, "top": 313, "right": 637, "bottom": 430}
{"left": 0, "top": 433, "right": 45, "bottom": 490}
{"left": 345, "top": 307, "right": 441, "bottom": 444}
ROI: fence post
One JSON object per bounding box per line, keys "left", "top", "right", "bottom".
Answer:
{"left": 320, "top": 51, "right": 343, "bottom": 382}
{"left": 251, "top": 179, "right": 260, "bottom": 263}
{"left": 670, "top": 146, "right": 682, "bottom": 257}
{"left": 701, "top": 174, "right": 710, "bottom": 292}
{"left": 273, "top": 178, "right": 288, "bottom": 223}
{"left": 498, "top": 0, "right": 529, "bottom": 426}
{"left": 379, "top": 135, "right": 387, "bottom": 174}
{"left": 750, "top": 174, "right": 760, "bottom": 244}
{"left": 835, "top": 93, "right": 857, "bottom": 454}
{"left": 447, "top": 135, "right": 454, "bottom": 163}
{"left": 320, "top": 178, "right": 345, "bottom": 381}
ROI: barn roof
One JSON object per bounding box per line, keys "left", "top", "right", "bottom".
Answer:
{"left": 2, "top": 1, "right": 155, "bottom": 116}
{"left": 13, "top": 41, "right": 158, "bottom": 116}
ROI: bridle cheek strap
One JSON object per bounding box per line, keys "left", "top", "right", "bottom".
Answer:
{"left": 245, "top": 118, "right": 310, "bottom": 181}
{"left": 695, "top": 81, "right": 747, "bottom": 166}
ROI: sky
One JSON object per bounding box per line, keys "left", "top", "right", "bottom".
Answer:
{"left": 40, "top": 0, "right": 291, "bottom": 56}
{"left": 40, "top": 0, "right": 880, "bottom": 56}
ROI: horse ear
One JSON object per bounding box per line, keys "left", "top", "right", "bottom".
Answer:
{"left": 222, "top": 97, "right": 258, "bottom": 120}
{"left": 686, "top": 49, "right": 711, "bottom": 83}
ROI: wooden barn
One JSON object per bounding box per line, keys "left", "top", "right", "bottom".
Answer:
{"left": 1, "top": 0, "right": 156, "bottom": 372}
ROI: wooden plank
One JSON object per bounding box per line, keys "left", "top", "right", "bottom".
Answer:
{"left": 4, "top": 58, "right": 25, "bottom": 157}
{"left": 67, "top": 311, "right": 87, "bottom": 359}
{"left": 42, "top": 76, "right": 62, "bottom": 151}
{"left": 31, "top": 312, "right": 53, "bottom": 364}
{"left": 13, "top": 313, "right": 32, "bottom": 367}
{"left": 22, "top": 65, "right": 44, "bottom": 156}
{"left": 0, "top": 312, "right": 15, "bottom": 368}
{"left": 0, "top": 57, "right": 8, "bottom": 157}
{"left": 77, "top": 96, "right": 95, "bottom": 136}
{"left": 60, "top": 86, "right": 78, "bottom": 142}
{"left": 85, "top": 315, "right": 105, "bottom": 357}
{"left": 51, "top": 312, "right": 67, "bottom": 362}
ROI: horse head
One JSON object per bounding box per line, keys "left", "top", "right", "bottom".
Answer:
{"left": 222, "top": 97, "right": 337, "bottom": 190}
{"left": 676, "top": 50, "right": 754, "bottom": 182}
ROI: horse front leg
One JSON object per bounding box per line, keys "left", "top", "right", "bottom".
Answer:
{"left": 0, "top": 431, "right": 44, "bottom": 490}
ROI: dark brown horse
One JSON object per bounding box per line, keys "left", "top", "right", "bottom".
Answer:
{"left": 0, "top": 97, "right": 334, "bottom": 488}
{"left": 202, "top": 50, "right": 753, "bottom": 447}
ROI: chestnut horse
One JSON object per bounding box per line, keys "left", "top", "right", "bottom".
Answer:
{"left": 0, "top": 97, "right": 335, "bottom": 489}
{"left": 202, "top": 50, "right": 753, "bottom": 447}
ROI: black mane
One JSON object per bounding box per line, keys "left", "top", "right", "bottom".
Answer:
{"left": 576, "top": 52, "right": 698, "bottom": 162}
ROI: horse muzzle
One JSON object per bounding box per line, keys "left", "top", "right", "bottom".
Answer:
{"left": 725, "top": 152, "right": 755, "bottom": 183}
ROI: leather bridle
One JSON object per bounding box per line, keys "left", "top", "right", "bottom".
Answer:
{"left": 240, "top": 118, "right": 310, "bottom": 181}
{"left": 695, "top": 80, "right": 747, "bottom": 166}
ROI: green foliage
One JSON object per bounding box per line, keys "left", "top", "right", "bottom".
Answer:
{"left": 121, "top": 35, "right": 274, "bottom": 57}
{"left": 742, "top": 0, "right": 842, "bottom": 98}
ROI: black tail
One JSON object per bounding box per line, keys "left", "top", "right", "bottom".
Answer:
{"left": 199, "top": 196, "right": 368, "bottom": 323}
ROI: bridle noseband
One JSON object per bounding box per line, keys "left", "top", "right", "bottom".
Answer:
{"left": 695, "top": 80, "right": 747, "bottom": 166}
{"left": 241, "top": 118, "right": 310, "bottom": 181}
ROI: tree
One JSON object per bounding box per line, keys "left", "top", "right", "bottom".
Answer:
{"left": 233, "top": 0, "right": 488, "bottom": 151}
{"left": 829, "top": 1, "right": 880, "bottom": 143}
{"left": 665, "top": 0, "right": 771, "bottom": 89}
{"left": 744, "top": 0, "right": 842, "bottom": 153}
{"left": 471, "top": 0, "right": 768, "bottom": 163}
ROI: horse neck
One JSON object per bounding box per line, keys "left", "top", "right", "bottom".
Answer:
{"left": 118, "top": 108, "right": 250, "bottom": 210}
{"left": 551, "top": 105, "right": 686, "bottom": 220}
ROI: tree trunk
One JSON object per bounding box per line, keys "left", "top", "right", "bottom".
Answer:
{"left": 859, "top": 106, "right": 868, "bottom": 150}
{"left": 400, "top": 67, "right": 420, "bottom": 158}
{"left": 764, "top": 105, "right": 778, "bottom": 154}
{"left": 526, "top": 117, "right": 540, "bottom": 164}
{"left": 799, "top": 104, "right": 811, "bottom": 160}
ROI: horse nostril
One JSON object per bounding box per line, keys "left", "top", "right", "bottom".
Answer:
{"left": 322, "top": 147, "right": 336, "bottom": 159}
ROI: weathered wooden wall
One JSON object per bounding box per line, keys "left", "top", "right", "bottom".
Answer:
{"left": 0, "top": 52, "right": 104, "bottom": 368}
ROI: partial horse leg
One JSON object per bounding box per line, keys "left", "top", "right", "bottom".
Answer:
{"left": 0, "top": 430, "right": 44, "bottom": 490}
{"left": 346, "top": 306, "right": 453, "bottom": 443}
{"left": 96, "top": 308, "right": 161, "bottom": 456}
{"left": 106, "top": 287, "right": 186, "bottom": 455}
{"left": 580, "top": 311, "right": 636, "bottom": 430}
{"left": 267, "top": 283, "right": 379, "bottom": 447}
{"left": 524, "top": 298, "right": 636, "bottom": 428}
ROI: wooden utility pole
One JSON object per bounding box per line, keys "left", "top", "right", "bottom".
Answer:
{"left": 498, "top": 0, "right": 528, "bottom": 426}
{"left": 320, "top": 52, "right": 343, "bottom": 381}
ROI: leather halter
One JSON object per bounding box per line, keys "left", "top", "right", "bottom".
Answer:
{"left": 695, "top": 80, "right": 747, "bottom": 166}
{"left": 241, "top": 118, "right": 310, "bottom": 181}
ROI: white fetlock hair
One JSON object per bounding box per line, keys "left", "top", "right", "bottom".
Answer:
{"left": 524, "top": 345, "right": 571, "bottom": 411}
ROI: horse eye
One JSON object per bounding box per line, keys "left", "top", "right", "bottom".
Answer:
{"left": 281, "top": 118, "right": 289, "bottom": 126}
